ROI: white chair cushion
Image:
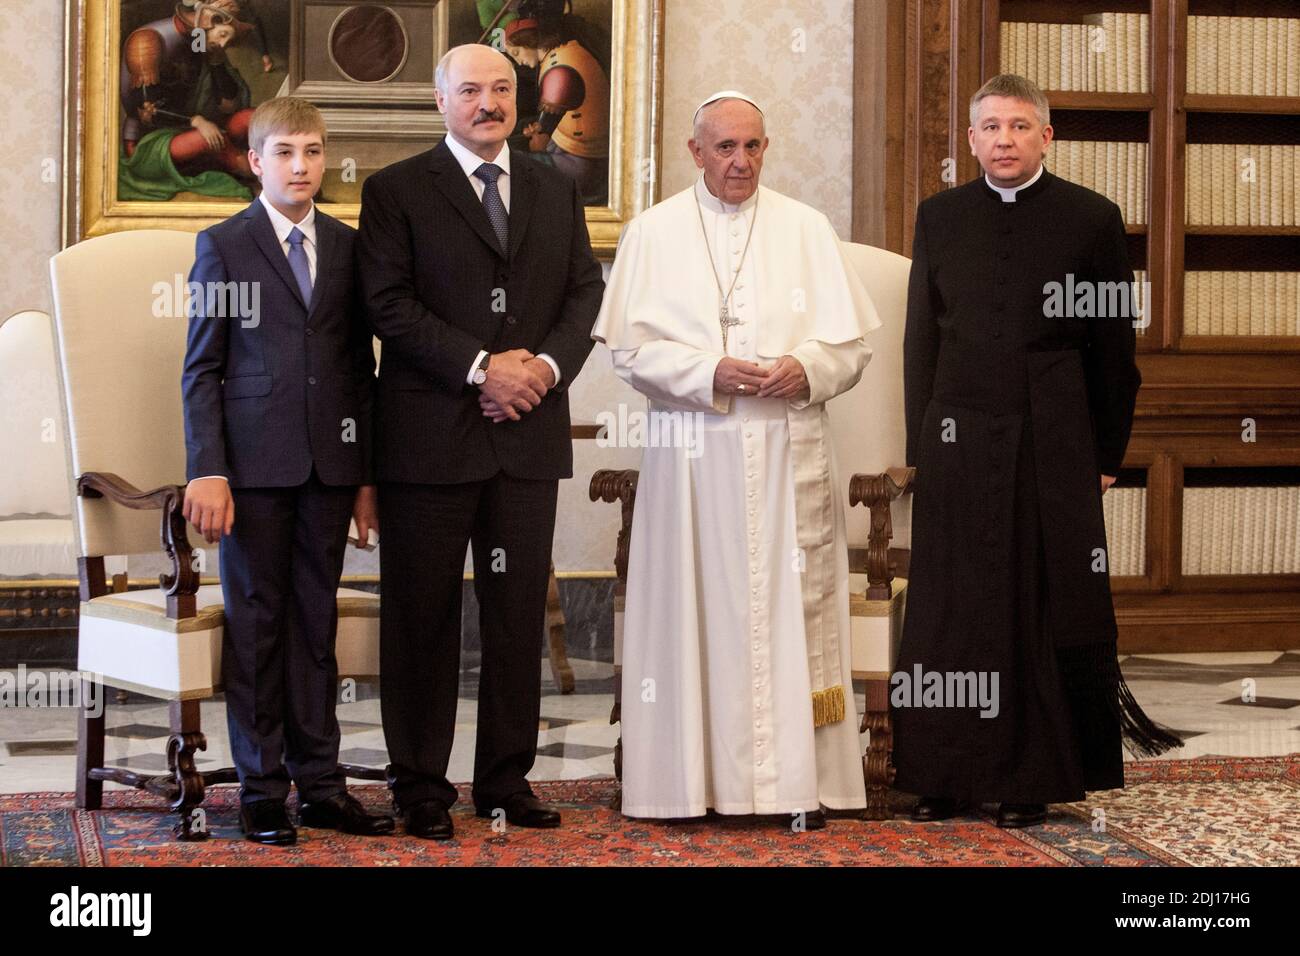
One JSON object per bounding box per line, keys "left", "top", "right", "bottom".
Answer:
{"left": 78, "top": 585, "right": 226, "bottom": 700}
{"left": 848, "top": 574, "right": 907, "bottom": 679}
{"left": 77, "top": 585, "right": 380, "bottom": 698}
{"left": 335, "top": 587, "right": 380, "bottom": 679}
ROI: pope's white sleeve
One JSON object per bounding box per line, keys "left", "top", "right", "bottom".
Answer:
{"left": 610, "top": 341, "right": 731, "bottom": 414}
{"left": 786, "top": 337, "right": 871, "bottom": 409}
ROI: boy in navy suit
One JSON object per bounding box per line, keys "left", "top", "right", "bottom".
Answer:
{"left": 181, "top": 97, "right": 393, "bottom": 844}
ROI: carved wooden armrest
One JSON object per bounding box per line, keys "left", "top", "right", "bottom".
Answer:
{"left": 589, "top": 469, "right": 639, "bottom": 590}
{"left": 849, "top": 466, "right": 916, "bottom": 600}
{"left": 77, "top": 472, "right": 198, "bottom": 617}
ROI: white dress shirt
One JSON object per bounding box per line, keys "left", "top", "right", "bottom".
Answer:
{"left": 259, "top": 191, "right": 317, "bottom": 283}
{"left": 443, "top": 131, "right": 561, "bottom": 388}
{"left": 985, "top": 162, "right": 1044, "bottom": 202}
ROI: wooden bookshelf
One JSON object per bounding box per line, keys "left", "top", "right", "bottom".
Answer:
{"left": 1184, "top": 94, "right": 1300, "bottom": 114}
{"left": 852, "top": 0, "right": 1300, "bottom": 650}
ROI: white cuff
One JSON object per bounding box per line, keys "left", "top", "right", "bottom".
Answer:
{"left": 467, "top": 349, "right": 489, "bottom": 385}
{"left": 536, "top": 353, "right": 561, "bottom": 386}
{"left": 193, "top": 475, "right": 228, "bottom": 482}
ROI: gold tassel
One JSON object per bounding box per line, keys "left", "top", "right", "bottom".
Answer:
{"left": 811, "top": 685, "right": 845, "bottom": 728}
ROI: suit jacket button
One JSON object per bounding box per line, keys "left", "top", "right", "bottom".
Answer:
{"left": 505, "top": 315, "right": 517, "bottom": 325}
{"left": 308, "top": 376, "right": 317, "bottom": 385}
{"left": 306, "top": 328, "right": 314, "bottom": 335}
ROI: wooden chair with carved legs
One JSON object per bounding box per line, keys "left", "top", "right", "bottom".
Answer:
{"left": 588, "top": 469, "right": 637, "bottom": 810}
{"left": 49, "top": 230, "right": 236, "bottom": 839}
{"left": 839, "top": 240, "right": 915, "bottom": 821}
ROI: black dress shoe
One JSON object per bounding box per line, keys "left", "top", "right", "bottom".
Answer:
{"left": 240, "top": 800, "right": 297, "bottom": 846}
{"left": 403, "top": 800, "right": 454, "bottom": 840}
{"left": 910, "top": 796, "right": 969, "bottom": 822}
{"left": 803, "top": 808, "right": 827, "bottom": 831}
{"left": 476, "top": 793, "right": 561, "bottom": 829}
{"left": 299, "top": 792, "right": 396, "bottom": 836}
{"left": 997, "top": 802, "right": 1047, "bottom": 828}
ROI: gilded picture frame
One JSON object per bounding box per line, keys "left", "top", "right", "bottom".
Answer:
{"left": 62, "top": 0, "right": 664, "bottom": 257}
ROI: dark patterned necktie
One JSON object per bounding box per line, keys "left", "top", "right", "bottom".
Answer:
{"left": 473, "top": 162, "right": 509, "bottom": 253}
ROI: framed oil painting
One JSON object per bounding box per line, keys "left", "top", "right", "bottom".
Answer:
{"left": 62, "top": 0, "right": 664, "bottom": 256}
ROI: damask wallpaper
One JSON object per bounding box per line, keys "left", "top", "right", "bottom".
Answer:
{"left": 660, "top": 0, "right": 855, "bottom": 235}
{"left": 0, "top": 1, "right": 65, "bottom": 321}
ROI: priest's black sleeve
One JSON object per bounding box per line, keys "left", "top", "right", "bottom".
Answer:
{"left": 903, "top": 204, "right": 942, "bottom": 468}
{"left": 1082, "top": 203, "right": 1141, "bottom": 475}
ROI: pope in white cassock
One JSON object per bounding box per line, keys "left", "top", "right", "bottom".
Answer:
{"left": 591, "top": 92, "right": 881, "bottom": 825}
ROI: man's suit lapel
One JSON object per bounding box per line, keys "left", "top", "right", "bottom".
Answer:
{"left": 245, "top": 199, "right": 308, "bottom": 309}
{"left": 507, "top": 151, "right": 536, "bottom": 263}
{"left": 429, "top": 139, "right": 508, "bottom": 259}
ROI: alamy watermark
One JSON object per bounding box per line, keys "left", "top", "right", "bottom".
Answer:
{"left": 890, "top": 664, "right": 1000, "bottom": 718}
{"left": 0, "top": 665, "right": 104, "bottom": 717}
{"left": 595, "top": 404, "right": 705, "bottom": 460}
{"left": 152, "top": 274, "right": 261, "bottom": 328}
{"left": 1042, "top": 274, "right": 1150, "bottom": 330}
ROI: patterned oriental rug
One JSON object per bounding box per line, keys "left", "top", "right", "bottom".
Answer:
{"left": 2, "top": 757, "right": 1296, "bottom": 867}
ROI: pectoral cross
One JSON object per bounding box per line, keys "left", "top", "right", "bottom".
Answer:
{"left": 720, "top": 302, "right": 744, "bottom": 351}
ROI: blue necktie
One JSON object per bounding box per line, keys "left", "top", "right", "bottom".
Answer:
{"left": 473, "top": 162, "right": 509, "bottom": 254}
{"left": 287, "top": 226, "right": 313, "bottom": 305}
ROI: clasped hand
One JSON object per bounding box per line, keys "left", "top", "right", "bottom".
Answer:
{"left": 714, "top": 355, "right": 809, "bottom": 401}
{"left": 479, "top": 349, "right": 555, "bottom": 423}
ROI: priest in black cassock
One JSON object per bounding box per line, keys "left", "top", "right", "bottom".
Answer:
{"left": 894, "top": 74, "right": 1181, "bottom": 829}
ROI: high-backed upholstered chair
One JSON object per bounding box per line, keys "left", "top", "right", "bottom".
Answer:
{"left": 0, "top": 310, "right": 98, "bottom": 579}
{"left": 49, "top": 230, "right": 380, "bottom": 839}
{"left": 837, "top": 241, "right": 914, "bottom": 820}
{"left": 590, "top": 241, "right": 915, "bottom": 819}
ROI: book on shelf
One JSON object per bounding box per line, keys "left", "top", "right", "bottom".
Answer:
{"left": 1265, "top": 16, "right": 1278, "bottom": 97}
{"left": 1048, "top": 19, "right": 1061, "bottom": 91}
{"left": 1189, "top": 15, "right": 1300, "bottom": 96}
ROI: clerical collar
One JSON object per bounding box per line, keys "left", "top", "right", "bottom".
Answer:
{"left": 983, "top": 163, "right": 1045, "bottom": 202}
{"left": 694, "top": 176, "right": 758, "bottom": 215}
